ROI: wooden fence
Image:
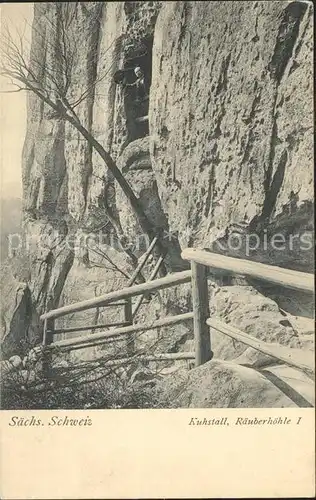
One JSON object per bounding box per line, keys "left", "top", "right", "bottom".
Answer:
{"left": 40, "top": 248, "right": 314, "bottom": 376}
{"left": 181, "top": 248, "right": 314, "bottom": 373}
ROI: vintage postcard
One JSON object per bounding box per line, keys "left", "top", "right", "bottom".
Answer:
{"left": 0, "top": 1, "right": 314, "bottom": 498}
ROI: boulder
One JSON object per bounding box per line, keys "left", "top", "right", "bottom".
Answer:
{"left": 156, "top": 359, "right": 301, "bottom": 408}
{"left": 8, "top": 355, "right": 23, "bottom": 369}
{"left": 0, "top": 265, "right": 41, "bottom": 359}
{"left": 209, "top": 285, "right": 303, "bottom": 366}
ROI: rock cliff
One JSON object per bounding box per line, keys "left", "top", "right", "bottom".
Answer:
{"left": 1, "top": 2, "right": 314, "bottom": 406}
{"left": 150, "top": 1, "right": 313, "bottom": 263}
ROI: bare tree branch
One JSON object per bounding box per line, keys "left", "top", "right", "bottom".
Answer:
{"left": 1, "top": 3, "right": 167, "bottom": 280}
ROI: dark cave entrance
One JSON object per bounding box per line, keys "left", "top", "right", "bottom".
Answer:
{"left": 114, "top": 36, "right": 153, "bottom": 145}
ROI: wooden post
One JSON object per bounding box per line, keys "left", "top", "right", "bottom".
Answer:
{"left": 191, "top": 261, "right": 212, "bottom": 367}
{"left": 124, "top": 298, "right": 134, "bottom": 356}
{"left": 42, "top": 317, "right": 54, "bottom": 378}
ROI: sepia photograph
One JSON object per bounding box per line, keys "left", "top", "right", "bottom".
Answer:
{"left": 0, "top": 0, "right": 314, "bottom": 416}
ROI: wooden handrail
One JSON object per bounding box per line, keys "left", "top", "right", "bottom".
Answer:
{"left": 182, "top": 248, "right": 314, "bottom": 370}
{"left": 41, "top": 270, "right": 192, "bottom": 321}
{"left": 207, "top": 318, "right": 315, "bottom": 374}
{"left": 48, "top": 321, "right": 130, "bottom": 335}
{"left": 40, "top": 246, "right": 313, "bottom": 381}
{"left": 102, "top": 302, "right": 132, "bottom": 307}
{"left": 47, "top": 312, "right": 194, "bottom": 351}
{"left": 182, "top": 248, "right": 314, "bottom": 292}
{"left": 70, "top": 352, "right": 195, "bottom": 370}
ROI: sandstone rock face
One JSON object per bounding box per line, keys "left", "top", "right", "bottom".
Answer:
{"left": 116, "top": 137, "right": 167, "bottom": 245}
{"left": 21, "top": 2, "right": 167, "bottom": 318}
{"left": 150, "top": 1, "right": 314, "bottom": 272}
{"left": 0, "top": 265, "right": 40, "bottom": 359}
{"left": 115, "top": 136, "right": 186, "bottom": 269}
{"left": 54, "top": 258, "right": 131, "bottom": 362}
{"left": 21, "top": 219, "right": 74, "bottom": 313}
{"left": 210, "top": 285, "right": 302, "bottom": 361}
{"left": 22, "top": 1, "right": 313, "bottom": 302}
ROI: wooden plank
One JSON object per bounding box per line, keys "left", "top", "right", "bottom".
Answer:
{"left": 182, "top": 248, "right": 314, "bottom": 293}
{"left": 48, "top": 312, "right": 194, "bottom": 351}
{"left": 191, "top": 262, "right": 212, "bottom": 367}
{"left": 102, "top": 302, "right": 130, "bottom": 307}
{"left": 122, "top": 352, "right": 194, "bottom": 362}
{"left": 41, "top": 270, "right": 192, "bottom": 321}
{"left": 101, "top": 301, "right": 150, "bottom": 308}
{"left": 206, "top": 318, "right": 315, "bottom": 374}
{"left": 69, "top": 352, "right": 195, "bottom": 369}
{"left": 63, "top": 336, "right": 127, "bottom": 351}
{"left": 48, "top": 322, "right": 130, "bottom": 335}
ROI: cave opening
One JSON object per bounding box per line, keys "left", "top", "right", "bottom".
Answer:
{"left": 114, "top": 35, "right": 153, "bottom": 146}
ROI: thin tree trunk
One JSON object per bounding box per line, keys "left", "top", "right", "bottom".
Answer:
{"left": 2, "top": 18, "right": 169, "bottom": 276}
{"left": 66, "top": 116, "right": 150, "bottom": 232}
{"left": 19, "top": 85, "right": 167, "bottom": 275}
{"left": 65, "top": 114, "right": 167, "bottom": 276}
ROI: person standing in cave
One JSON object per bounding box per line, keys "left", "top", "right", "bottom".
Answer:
{"left": 130, "top": 66, "right": 147, "bottom": 103}
{"left": 114, "top": 67, "right": 148, "bottom": 104}
{"left": 113, "top": 66, "right": 149, "bottom": 153}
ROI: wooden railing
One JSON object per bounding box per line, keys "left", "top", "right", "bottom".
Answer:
{"left": 181, "top": 248, "right": 314, "bottom": 373}
{"left": 40, "top": 269, "right": 193, "bottom": 375}
{"left": 40, "top": 247, "right": 314, "bottom": 377}
{"left": 42, "top": 236, "right": 167, "bottom": 370}
{"left": 41, "top": 270, "right": 192, "bottom": 321}
{"left": 42, "top": 237, "right": 160, "bottom": 345}
{"left": 182, "top": 249, "right": 314, "bottom": 293}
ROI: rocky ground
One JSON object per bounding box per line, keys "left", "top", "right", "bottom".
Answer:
{"left": 1, "top": 1, "right": 314, "bottom": 408}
